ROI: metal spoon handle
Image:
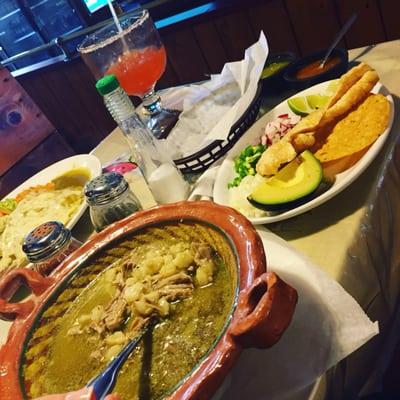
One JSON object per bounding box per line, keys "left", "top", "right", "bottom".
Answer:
{"left": 89, "top": 332, "right": 145, "bottom": 400}
{"left": 320, "top": 13, "right": 357, "bottom": 68}
{"left": 88, "top": 320, "right": 154, "bottom": 400}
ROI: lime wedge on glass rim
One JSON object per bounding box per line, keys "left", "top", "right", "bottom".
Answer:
{"left": 287, "top": 97, "right": 312, "bottom": 116}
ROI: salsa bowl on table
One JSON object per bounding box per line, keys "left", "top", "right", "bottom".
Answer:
{"left": 0, "top": 201, "right": 297, "bottom": 400}
{"left": 283, "top": 48, "right": 348, "bottom": 90}
{"left": 260, "top": 52, "right": 296, "bottom": 92}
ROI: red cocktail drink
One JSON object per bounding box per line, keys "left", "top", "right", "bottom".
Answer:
{"left": 78, "top": 10, "right": 179, "bottom": 138}
{"left": 106, "top": 46, "right": 166, "bottom": 96}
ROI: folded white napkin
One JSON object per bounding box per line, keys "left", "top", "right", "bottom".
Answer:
{"left": 215, "top": 228, "right": 379, "bottom": 400}
{"left": 160, "top": 32, "right": 269, "bottom": 159}
{"left": 188, "top": 164, "right": 220, "bottom": 201}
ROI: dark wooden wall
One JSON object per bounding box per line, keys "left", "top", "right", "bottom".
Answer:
{"left": 17, "top": 59, "right": 116, "bottom": 153}
{"left": 15, "top": 0, "right": 400, "bottom": 155}
{"left": 0, "top": 131, "right": 75, "bottom": 197}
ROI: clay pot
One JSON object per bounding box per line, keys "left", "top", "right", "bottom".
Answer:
{"left": 0, "top": 201, "right": 297, "bottom": 400}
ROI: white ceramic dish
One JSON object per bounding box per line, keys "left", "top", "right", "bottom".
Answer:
{"left": 213, "top": 81, "right": 395, "bottom": 224}
{"left": 2, "top": 154, "right": 102, "bottom": 229}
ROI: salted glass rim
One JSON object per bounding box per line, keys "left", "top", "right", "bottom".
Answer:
{"left": 78, "top": 9, "right": 149, "bottom": 54}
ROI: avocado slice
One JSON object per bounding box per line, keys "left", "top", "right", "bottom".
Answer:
{"left": 248, "top": 150, "right": 323, "bottom": 211}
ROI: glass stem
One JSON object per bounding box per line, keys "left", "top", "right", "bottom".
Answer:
{"left": 142, "top": 89, "right": 162, "bottom": 116}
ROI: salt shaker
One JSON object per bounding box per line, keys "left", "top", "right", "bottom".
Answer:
{"left": 84, "top": 172, "right": 141, "bottom": 232}
{"left": 22, "top": 221, "right": 81, "bottom": 275}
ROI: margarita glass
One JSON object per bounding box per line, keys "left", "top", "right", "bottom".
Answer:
{"left": 78, "top": 9, "right": 179, "bottom": 138}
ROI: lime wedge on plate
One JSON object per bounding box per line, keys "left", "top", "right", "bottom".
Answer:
{"left": 306, "top": 94, "right": 330, "bottom": 110}
{"left": 326, "top": 79, "right": 339, "bottom": 96}
{"left": 288, "top": 80, "right": 338, "bottom": 116}
{"left": 288, "top": 94, "right": 331, "bottom": 116}
{"left": 287, "top": 97, "right": 311, "bottom": 116}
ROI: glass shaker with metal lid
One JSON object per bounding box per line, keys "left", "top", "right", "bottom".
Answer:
{"left": 84, "top": 172, "right": 141, "bottom": 232}
{"left": 22, "top": 221, "right": 81, "bottom": 275}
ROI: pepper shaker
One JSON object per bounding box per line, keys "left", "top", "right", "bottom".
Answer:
{"left": 84, "top": 172, "right": 141, "bottom": 232}
{"left": 22, "top": 221, "right": 81, "bottom": 275}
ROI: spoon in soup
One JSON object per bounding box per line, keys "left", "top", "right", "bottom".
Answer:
{"left": 88, "top": 319, "right": 155, "bottom": 400}
{"left": 34, "top": 320, "right": 154, "bottom": 400}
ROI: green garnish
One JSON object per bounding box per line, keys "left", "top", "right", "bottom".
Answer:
{"left": 228, "top": 144, "right": 266, "bottom": 188}
{"left": 0, "top": 198, "right": 17, "bottom": 215}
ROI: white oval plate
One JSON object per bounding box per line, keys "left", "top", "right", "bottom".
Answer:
{"left": 213, "top": 81, "right": 395, "bottom": 224}
{"left": 3, "top": 154, "right": 102, "bottom": 229}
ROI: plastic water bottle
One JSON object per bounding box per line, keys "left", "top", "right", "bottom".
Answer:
{"left": 96, "top": 75, "right": 189, "bottom": 204}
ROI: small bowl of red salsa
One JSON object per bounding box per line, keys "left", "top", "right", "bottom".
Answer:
{"left": 283, "top": 48, "right": 348, "bottom": 89}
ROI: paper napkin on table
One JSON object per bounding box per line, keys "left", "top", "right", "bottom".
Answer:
{"left": 160, "top": 32, "right": 269, "bottom": 159}
{"left": 213, "top": 228, "right": 379, "bottom": 400}
{"left": 188, "top": 164, "right": 220, "bottom": 201}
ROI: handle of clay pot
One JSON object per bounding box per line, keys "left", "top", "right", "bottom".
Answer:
{"left": 230, "top": 272, "right": 298, "bottom": 349}
{"left": 0, "top": 268, "right": 55, "bottom": 321}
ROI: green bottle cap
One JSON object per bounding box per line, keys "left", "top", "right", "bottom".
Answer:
{"left": 96, "top": 74, "right": 120, "bottom": 96}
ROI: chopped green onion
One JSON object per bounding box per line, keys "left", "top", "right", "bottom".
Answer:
{"left": 228, "top": 144, "right": 266, "bottom": 188}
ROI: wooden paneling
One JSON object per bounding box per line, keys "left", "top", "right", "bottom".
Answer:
{"left": 214, "top": 11, "right": 257, "bottom": 61}
{"left": 192, "top": 21, "right": 229, "bottom": 74}
{"left": 335, "top": 0, "right": 386, "bottom": 48}
{"left": 61, "top": 61, "right": 113, "bottom": 136}
{"left": 17, "top": 59, "right": 116, "bottom": 153}
{"left": 163, "top": 28, "right": 211, "bottom": 85}
{"left": 0, "top": 67, "right": 54, "bottom": 175}
{"left": 378, "top": 0, "right": 400, "bottom": 40}
{"left": 0, "top": 131, "right": 75, "bottom": 197}
{"left": 158, "top": 59, "right": 180, "bottom": 89}
{"left": 284, "top": 0, "right": 342, "bottom": 54}
{"left": 247, "top": 0, "right": 299, "bottom": 54}
{"left": 43, "top": 69, "right": 93, "bottom": 149}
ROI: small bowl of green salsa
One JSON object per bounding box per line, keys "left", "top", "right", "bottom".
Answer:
{"left": 261, "top": 52, "right": 296, "bottom": 91}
